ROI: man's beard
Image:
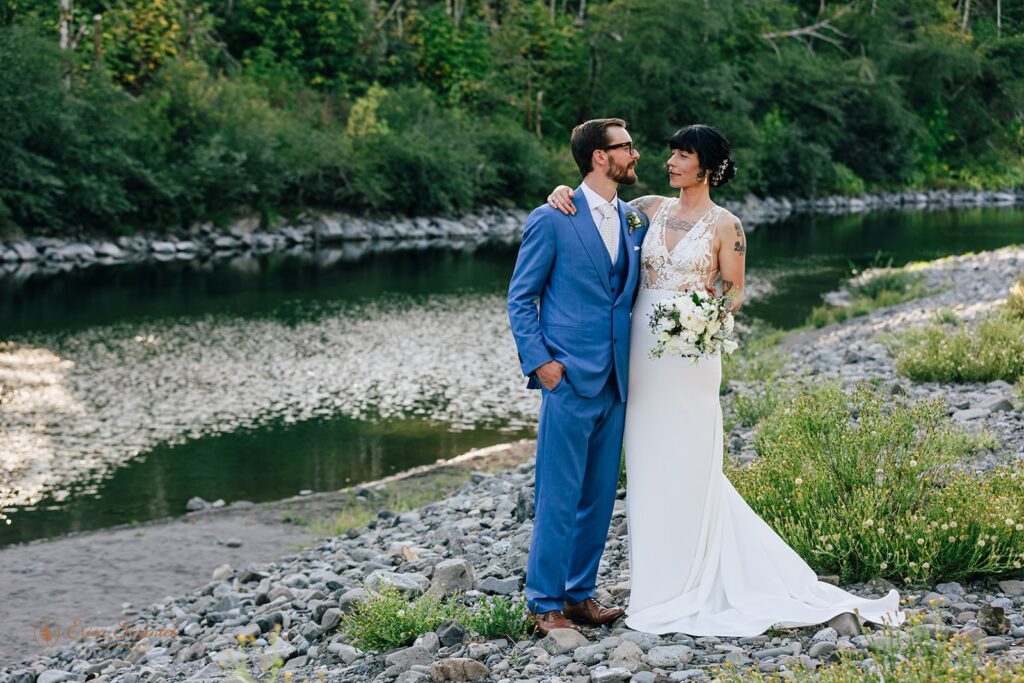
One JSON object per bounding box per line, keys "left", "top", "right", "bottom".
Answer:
{"left": 608, "top": 158, "right": 637, "bottom": 185}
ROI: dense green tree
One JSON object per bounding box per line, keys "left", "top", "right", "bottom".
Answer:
{"left": 1, "top": 0, "right": 1022, "bottom": 232}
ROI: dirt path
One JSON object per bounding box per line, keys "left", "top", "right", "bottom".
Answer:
{"left": 0, "top": 440, "right": 535, "bottom": 666}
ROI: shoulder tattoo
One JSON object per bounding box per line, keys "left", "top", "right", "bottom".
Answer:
{"left": 629, "top": 195, "right": 660, "bottom": 216}
{"left": 732, "top": 220, "right": 746, "bottom": 255}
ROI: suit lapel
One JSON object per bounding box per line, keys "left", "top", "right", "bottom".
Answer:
{"left": 614, "top": 200, "right": 638, "bottom": 306}
{"left": 568, "top": 184, "right": 612, "bottom": 284}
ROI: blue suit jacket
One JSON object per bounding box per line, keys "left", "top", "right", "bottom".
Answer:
{"left": 507, "top": 185, "right": 650, "bottom": 400}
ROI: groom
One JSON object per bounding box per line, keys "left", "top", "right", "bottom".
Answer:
{"left": 507, "top": 118, "right": 649, "bottom": 636}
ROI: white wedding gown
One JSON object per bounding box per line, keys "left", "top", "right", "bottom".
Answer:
{"left": 622, "top": 198, "right": 905, "bottom": 636}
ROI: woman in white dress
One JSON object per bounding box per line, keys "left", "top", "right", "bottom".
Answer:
{"left": 545, "top": 124, "right": 904, "bottom": 637}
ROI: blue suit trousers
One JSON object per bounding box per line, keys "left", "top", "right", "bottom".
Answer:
{"left": 525, "top": 371, "right": 625, "bottom": 614}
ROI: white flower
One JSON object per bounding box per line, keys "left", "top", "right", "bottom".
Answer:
{"left": 863, "top": 519, "right": 874, "bottom": 527}
{"left": 706, "top": 319, "right": 722, "bottom": 336}
{"left": 879, "top": 562, "right": 888, "bottom": 570}
{"left": 794, "top": 477, "right": 803, "bottom": 485}
{"left": 722, "top": 339, "right": 739, "bottom": 354}
{"left": 723, "top": 314, "right": 735, "bottom": 333}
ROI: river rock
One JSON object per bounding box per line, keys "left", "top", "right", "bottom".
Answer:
{"left": 998, "top": 580, "right": 1024, "bottom": 597}
{"left": 428, "top": 658, "right": 490, "bottom": 682}
{"left": 365, "top": 570, "right": 430, "bottom": 597}
{"left": 978, "top": 604, "right": 1011, "bottom": 635}
{"left": 427, "top": 558, "right": 475, "bottom": 598}
{"left": 435, "top": 621, "right": 467, "bottom": 647}
{"left": 589, "top": 667, "right": 632, "bottom": 683}
{"left": 385, "top": 645, "right": 433, "bottom": 673}
{"left": 645, "top": 644, "right": 694, "bottom": 667}
{"left": 537, "top": 628, "right": 590, "bottom": 655}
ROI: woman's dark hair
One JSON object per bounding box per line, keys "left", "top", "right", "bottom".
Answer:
{"left": 571, "top": 118, "right": 628, "bottom": 177}
{"left": 667, "top": 124, "right": 737, "bottom": 188}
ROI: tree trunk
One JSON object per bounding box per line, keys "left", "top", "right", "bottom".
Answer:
{"left": 549, "top": 0, "right": 556, "bottom": 23}
{"left": 59, "top": 0, "right": 72, "bottom": 50}
{"left": 535, "top": 90, "right": 543, "bottom": 139}
{"left": 997, "top": 0, "right": 1002, "bottom": 39}
{"left": 961, "top": 0, "right": 970, "bottom": 34}
{"left": 92, "top": 13, "right": 102, "bottom": 69}
{"left": 577, "top": 0, "right": 587, "bottom": 22}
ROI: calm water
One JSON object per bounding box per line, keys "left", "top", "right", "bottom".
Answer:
{"left": 1, "top": 206, "right": 1021, "bottom": 546}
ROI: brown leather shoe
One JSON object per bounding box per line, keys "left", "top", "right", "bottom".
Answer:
{"left": 563, "top": 598, "right": 625, "bottom": 626}
{"left": 530, "top": 610, "right": 582, "bottom": 637}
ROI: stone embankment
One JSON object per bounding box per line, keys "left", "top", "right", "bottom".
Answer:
{"left": 3, "top": 188, "right": 1020, "bottom": 275}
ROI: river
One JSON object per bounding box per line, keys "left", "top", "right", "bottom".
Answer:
{"left": 1, "top": 206, "right": 1021, "bottom": 546}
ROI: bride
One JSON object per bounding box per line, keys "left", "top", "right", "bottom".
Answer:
{"left": 545, "top": 124, "right": 905, "bottom": 636}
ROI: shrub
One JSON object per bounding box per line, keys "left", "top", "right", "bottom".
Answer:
{"left": 733, "top": 389, "right": 783, "bottom": 428}
{"left": 895, "top": 312, "right": 1024, "bottom": 384}
{"left": 809, "top": 270, "right": 927, "bottom": 328}
{"left": 462, "top": 596, "right": 531, "bottom": 641}
{"left": 341, "top": 583, "right": 463, "bottom": 651}
{"left": 1007, "top": 273, "right": 1024, "bottom": 320}
{"left": 728, "top": 384, "right": 1023, "bottom": 584}
{"left": 713, "top": 610, "right": 1024, "bottom": 682}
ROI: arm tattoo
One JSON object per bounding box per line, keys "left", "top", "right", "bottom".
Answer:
{"left": 732, "top": 220, "right": 746, "bottom": 255}
{"left": 722, "top": 278, "right": 735, "bottom": 295}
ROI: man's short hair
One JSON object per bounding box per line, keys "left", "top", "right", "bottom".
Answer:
{"left": 570, "top": 118, "right": 627, "bottom": 177}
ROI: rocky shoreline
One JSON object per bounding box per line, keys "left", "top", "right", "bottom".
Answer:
{"left": 2, "top": 188, "right": 1021, "bottom": 276}
{"left": 3, "top": 245, "right": 1023, "bottom": 682}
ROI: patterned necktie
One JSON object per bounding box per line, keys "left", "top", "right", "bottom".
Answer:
{"left": 596, "top": 203, "right": 619, "bottom": 265}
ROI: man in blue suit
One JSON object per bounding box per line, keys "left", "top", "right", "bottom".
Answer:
{"left": 507, "top": 118, "right": 650, "bottom": 636}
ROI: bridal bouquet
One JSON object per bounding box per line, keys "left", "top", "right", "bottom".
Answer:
{"left": 648, "top": 290, "right": 739, "bottom": 360}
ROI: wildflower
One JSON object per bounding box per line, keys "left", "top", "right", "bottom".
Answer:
{"left": 917, "top": 538, "right": 925, "bottom": 545}
{"left": 909, "top": 561, "right": 917, "bottom": 568}
{"left": 1006, "top": 518, "right": 1015, "bottom": 526}
{"left": 978, "top": 539, "right": 986, "bottom": 547}
{"left": 863, "top": 519, "right": 874, "bottom": 527}
{"left": 794, "top": 477, "right": 803, "bottom": 485}
{"left": 949, "top": 521, "right": 958, "bottom": 528}
{"left": 1017, "top": 524, "right": 1023, "bottom": 531}
{"left": 909, "top": 459, "right": 918, "bottom": 467}
{"left": 880, "top": 562, "right": 888, "bottom": 570}
{"left": 922, "top": 562, "right": 930, "bottom": 569}
{"left": 396, "top": 609, "right": 405, "bottom": 617}
{"left": 949, "top": 536, "right": 956, "bottom": 543}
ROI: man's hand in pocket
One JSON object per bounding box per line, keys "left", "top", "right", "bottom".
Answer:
{"left": 535, "top": 361, "right": 565, "bottom": 390}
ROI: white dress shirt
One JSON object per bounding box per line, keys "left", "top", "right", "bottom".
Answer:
{"left": 580, "top": 181, "right": 621, "bottom": 264}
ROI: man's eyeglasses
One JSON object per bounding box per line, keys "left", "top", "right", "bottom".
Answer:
{"left": 602, "top": 141, "right": 635, "bottom": 154}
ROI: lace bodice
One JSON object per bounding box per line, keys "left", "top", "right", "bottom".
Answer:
{"left": 640, "top": 198, "right": 721, "bottom": 292}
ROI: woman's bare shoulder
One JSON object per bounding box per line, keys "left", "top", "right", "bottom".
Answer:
{"left": 627, "top": 195, "right": 670, "bottom": 219}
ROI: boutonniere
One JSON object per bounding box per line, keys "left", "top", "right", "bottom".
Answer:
{"left": 626, "top": 210, "right": 644, "bottom": 234}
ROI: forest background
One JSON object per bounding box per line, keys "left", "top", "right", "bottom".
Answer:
{"left": 1, "top": 0, "right": 1022, "bottom": 234}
